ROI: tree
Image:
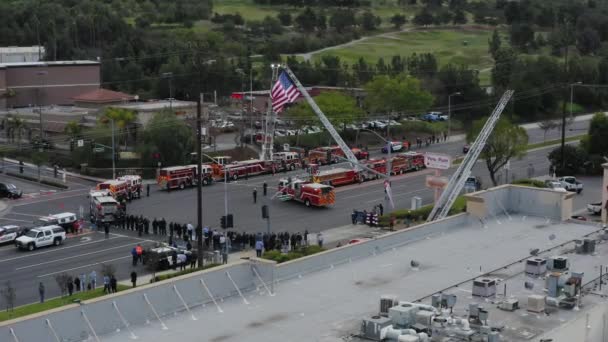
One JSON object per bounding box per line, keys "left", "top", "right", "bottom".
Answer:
{"left": 360, "top": 11, "right": 380, "bottom": 31}
{"left": 54, "top": 273, "right": 71, "bottom": 297}
{"left": 295, "top": 7, "right": 317, "bottom": 32}
{"left": 548, "top": 145, "right": 589, "bottom": 176}
{"left": 364, "top": 74, "right": 434, "bottom": 115}
{"left": 390, "top": 14, "right": 407, "bottom": 29}
{"left": 537, "top": 119, "right": 560, "bottom": 142}
{"left": 277, "top": 10, "right": 292, "bottom": 26}
{"left": 139, "top": 109, "right": 194, "bottom": 167}
{"left": 64, "top": 121, "right": 82, "bottom": 139}
{"left": 576, "top": 28, "right": 601, "bottom": 55}
{"left": 510, "top": 23, "right": 535, "bottom": 49}
{"left": 467, "top": 118, "right": 528, "bottom": 186}
{"left": 580, "top": 112, "right": 608, "bottom": 156}
{"left": 285, "top": 92, "right": 365, "bottom": 131}
{"left": 453, "top": 9, "right": 467, "bottom": 24}
{"left": 491, "top": 47, "right": 517, "bottom": 89}
{"left": 413, "top": 7, "right": 434, "bottom": 26}
{"left": 7, "top": 114, "right": 26, "bottom": 150}
{"left": 1, "top": 281, "right": 16, "bottom": 313}
{"left": 101, "top": 107, "right": 136, "bottom": 149}
{"left": 330, "top": 10, "right": 356, "bottom": 32}
{"left": 488, "top": 29, "right": 502, "bottom": 60}
{"left": 31, "top": 151, "right": 48, "bottom": 182}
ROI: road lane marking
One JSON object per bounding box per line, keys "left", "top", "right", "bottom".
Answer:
{"left": 9, "top": 212, "right": 44, "bottom": 218}
{"left": 0, "top": 217, "right": 35, "bottom": 223}
{"left": 37, "top": 255, "right": 131, "bottom": 278}
{"left": 0, "top": 236, "right": 123, "bottom": 264}
{"left": 15, "top": 242, "right": 146, "bottom": 270}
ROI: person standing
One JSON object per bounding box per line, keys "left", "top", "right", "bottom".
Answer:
{"left": 131, "top": 247, "right": 138, "bottom": 266}
{"left": 80, "top": 273, "right": 87, "bottom": 291}
{"left": 110, "top": 276, "right": 118, "bottom": 293}
{"left": 103, "top": 275, "right": 110, "bottom": 293}
{"left": 67, "top": 279, "right": 74, "bottom": 296}
{"left": 317, "top": 232, "right": 324, "bottom": 248}
{"left": 378, "top": 203, "right": 384, "bottom": 216}
{"left": 304, "top": 229, "right": 309, "bottom": 246}
{"left": 255, "top": 239, "right": 264, "bottom": 257}
{"left": 90, "top": 270, "right": 97, "bottom": 290}
{"left": 74, "top": 277, "right": 81, "bottom": 292}
{"left": 146, "top": 184, "right": 150, "bottom": 197}
{"left": 136, "top": 244, "right": 143, "bottom": 264}
{"left": 38, "top": 282, "right": 45, "bottom": 303}
{"left": 253, "top": 188, "right": 257, "bottom": 204}
{"left": 187, "top": 222, "right": 194, "bottom": 241}
{"left": 130, "top": 271, "right": 137, "bottom": 288}
{"left": 263, "top": 182, "right": 268, "bottom": 196}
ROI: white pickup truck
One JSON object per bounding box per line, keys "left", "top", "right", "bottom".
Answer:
{"left": 558, "top": 176, "right": 583, "bottom": 194}
{"left": 15, "top": 225, "right": 66, "bottom": 251}
{"left": 587, "top": 202, "right": 603, "bottom": 215}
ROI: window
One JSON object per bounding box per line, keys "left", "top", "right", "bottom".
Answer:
{"left": 36, "top": 232, "right": 43, "bottom": 238}
{"left": 52, "top": 228, "right": 64, "bottom": 234}
{"left": 45, "top": 231, "right": 52, "bottom": 236}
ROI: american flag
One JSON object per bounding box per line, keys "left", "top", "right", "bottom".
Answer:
{"left": 271, "top": 71, "right": 300, "bottom": 113}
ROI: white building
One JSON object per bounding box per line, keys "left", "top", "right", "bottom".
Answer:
{"left": 0, "top": 46, "right": 44, "bottom": 63}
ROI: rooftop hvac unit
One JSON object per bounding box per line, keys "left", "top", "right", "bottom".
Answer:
{"left": 415, "top": 310, "right": 434, "bottom": 328}
{"left": 498, "top": 298, "right": 519, "bottom": 311}
{"left": 472, "top": 278, "right": 497, "bottom": 297}
{"left": 389, "top": 303, "right": 419, "bottom": 327}
{"left": 431, "top": 294, "right": 441, "bottom": 309}
{"left": 583, "top": 239, "right": 596, "bottom": 254}
{"left": 398, "top": 335, "right": 419, "bottom": 342}
{"left": 525, "top": 257, "right": 547, "bottom": 276}
{"left": 527, "top": 295, "right": 546, "bottom": 313}
{"left": 548, "top": 256, "right": 569, "bottom": 272}
{"left": 380, "top": 295, "right": 399, "bottom": 317}
{"left": 361, "top": 316, "right": 392, "bottom": 341}
{"left": 488, "top": 331, "right": 501, "bottom": 342}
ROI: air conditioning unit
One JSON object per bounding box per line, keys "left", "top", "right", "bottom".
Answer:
{"left": 472, "top": 278, "right": 497, "bottom": 297}
{"left": 548, "top": 256, "right": 569, "bottom": 272}
{"left": 415, "top": 310, "right": 434, "bottom": 328}
{"left": 389, "top": 303, "right": 418, "bottom": 327}
{"left": 525, "top": 257, "right": 547, "bottom": 276}
{"left": 361, "top": 316, "right": 392, "bottom": 341}
{"left": 498, "top": 298, "right": 519, "bottom": 311}
{"left": 397, "top": 335, "right": 419, "bottom": 342}
{"left": 380, "top": 295, "right": 399, "bottom": 317}
{"left": 527, "top": 295, "right": 546, "bottom": 313}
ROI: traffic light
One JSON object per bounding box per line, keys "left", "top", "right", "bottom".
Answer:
{"left": 220, "top": 215, "right": 226, "bottom": 229}
{"left": 89, "top": 139, "right": 95, "bottom": 150}
{"left": 226, "top": 214, "right": 233, "bottom": 228}
{"left": 69, "top": 138, "right": 75, "bottom": 151}
{"left": 261, "top": 205, "right": 269, "bottom": 219}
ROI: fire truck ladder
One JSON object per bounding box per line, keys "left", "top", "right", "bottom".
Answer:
{"left": 426, "top": 90, "right": 514, "bottom": 222}
{"left": 281, "top": 66, "right": 360, "bottom": 168}
{"left": 261, "top": 66, "right": 280, "bottom": 161}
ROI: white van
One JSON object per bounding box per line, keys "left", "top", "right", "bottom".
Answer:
{"left": 15, "top": 225, "right": 66, "bottom": 251}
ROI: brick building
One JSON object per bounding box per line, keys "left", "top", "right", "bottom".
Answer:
{"left": 0, "top": 60, "right": 100, "bottom": 110}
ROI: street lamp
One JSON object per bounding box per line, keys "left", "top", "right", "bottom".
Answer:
{"left": 161, "top": 72, "right": 174, "bottom": 110}
{"left": 358, "top": 128, "right": 392, "bottom": 211}
{"left": 36, "top": 70, "right": 48, "bottom": 140}
{"left": 561, "top": 82, "right": 582, "bottom": 173}
{"left": 570, "top": 81, "right": 582, "bottom": 118}
{"left": 448, "top": 92, "right": 462, "bottom": 140}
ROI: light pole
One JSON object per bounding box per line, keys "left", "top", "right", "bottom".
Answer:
{"left": 561, "top": 82, "right": 581, "bottom": 173}
{"left": 110, "top": 118, "right": 115, "bottom": 179}
{"left": 36, "top": 70, "right": 48, "bottom": 140}
{"left": 448, "top": 92, "right": 462, "bottom": 140}
{"left": 569, "top": 82, "right": 582, "bottom": 118}
{"left": 161, "top": 72, "right": 173, "bottom": 110}
{"left": 359, "top": 128, "right": 392, "bottom": 211}
{"left": 201, "top": 152, "right": 228, "bottom": 217}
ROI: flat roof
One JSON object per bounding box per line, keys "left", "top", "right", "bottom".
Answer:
{"left": 114, "top": 100, "right": 196, "bottom": 111}
{"left": 104, "top": 215, "right": 604, "bottom": 342}
{"left": 0, "top": 60, "right": 99, "bottom": 68}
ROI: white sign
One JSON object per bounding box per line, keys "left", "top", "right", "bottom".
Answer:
{"left": 426, "top": 175, "right": 449, "bottom": 189}
{"left": 77, "top": 139, "right": 84, "bottom": 147}
{"left": 424, "top": 153, "right": 452, "bottom": 170}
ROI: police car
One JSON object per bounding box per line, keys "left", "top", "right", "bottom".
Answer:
{"left": 15, "top": 225, "right": 66, "bottom": 251}
{"left": 38, "top": 212, "right": 79, "bottom": 233}
{"left": 0, "top": 225, "right": 20, "bottom": 244}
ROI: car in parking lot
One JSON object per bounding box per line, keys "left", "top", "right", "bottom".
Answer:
{"left": 462, "top": 144, "right": 470, "bottom": 154}
{"left": 0, "top": 225, "right": 21, "bottom": 244}
{"left": 545, "top": 180, "right": 568, "bottom": 192}
{"left": 587, "top": 202, "right": 603, "bottom": 215}
{"left": 0, "top": 183, "right": 22, "bottom": 199}
{"left": 15, "top": 225, "right": 66, "bottom": 251}
{"left": 422, "top": 112, "right": 443, "bottom": 122}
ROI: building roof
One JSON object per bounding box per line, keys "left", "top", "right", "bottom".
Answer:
{"left": 0, "top": 60, "right": 99, "bottom": 69}
{"left": 0, "top": 46, "right": 43, "bottom": 54}
{"left": 114, "top": 100, "right": 196, "bottom": 111}
{"left": 72, "top": 88, "right": 134, "bottom": 103}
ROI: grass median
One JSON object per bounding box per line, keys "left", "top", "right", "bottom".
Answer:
{"left": 0, "top": 285, "right": 129, "bottom": 322}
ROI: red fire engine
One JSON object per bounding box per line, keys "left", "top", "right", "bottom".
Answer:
{"left": 117, "top": 175, "right": 142, "bottom": 199}
{"left": 350, "top": 147, "right": 369, "bottom": 160}
{"left": 390, "top": 152, "right": 425, "bottom": 174}
{"left": 97, "top": 180, "right": 129, "bottom": 200}
{"left": 307, "top": 146, "right": 341, "bottom": 165}
{"left": 217, "top": 159, "right": 278, "bottom": 181}
{"left": 272, "top": 151, "right": 302, "bottom": 171}
{"left": 312, "top": 167, "right": 360, "bottom": 187}
{"left": 277, "top": 178, "right": 335, "bottom": 207}
{"left": 157, "top": 164, "right": 213, "bottom": 190}
{"left": 360, "top": 159, "right": 387, "bottom": 181}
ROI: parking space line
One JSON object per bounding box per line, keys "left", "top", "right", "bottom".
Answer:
{"left": 15, "top": 242, "right": 144, "bottom": 270}
{"left": 37, "top": 255, "right": 131, "bottom": 278}
{"left": 0, "top": 236, "right": 123, "bottom": 264}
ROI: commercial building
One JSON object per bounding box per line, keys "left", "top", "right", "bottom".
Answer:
{"left": 0, "top": 46, "right": 44, "bottom": 63}
{"left": 0, "top": 60, "right": 100, "bottom": 110}
{"left": 114, "top": 100, "right": 197, "bottom": 126}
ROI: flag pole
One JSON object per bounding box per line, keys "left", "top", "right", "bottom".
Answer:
{"left": 261, "top": 64, "right": 279, "bottom": 161}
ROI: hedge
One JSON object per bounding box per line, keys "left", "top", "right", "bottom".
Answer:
{"left": 150, "top": 263, "right": 221, "bottom": 283}
{"left": 5, "top": 171, "right": 69, "bottom": 189}
{"left": 379, "top": 195, "right": 467, "bottom": 226}
{"left": 262, "top": 245, "right": 325, "bottom": 264}
{"left": 512, "top": 178, "right": 546, "bottom": 188}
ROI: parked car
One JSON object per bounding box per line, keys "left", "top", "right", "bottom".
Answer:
{"left": 438, "top": 114, "right": 449, "bottom": 121}
{"left": 544, "top": 180, "right": 568, "bottom": 192}
{"left": 464, "top": 176, "right": 482, "bottom": 192}
{"left": 0, "top": 183, "right": 22, "bottom": 199}
{"left": 0, "top": 225, "right": 20, "bottom": 244}
{"left": 381, "top": 141, "right": 404, "bottom": 153}
{"left": 422, "top": 112, "right": 443, "bottom": 122}
{"left": 462, "top": 144, "right": 470, "bottom": 154}
{"left": 587, "top": 202, "right": 603, "bottom": 215}
{"left": 15, "top": 225, "right": 66, "bottom": 251}
{"left": 558, "top": 176, "right": 583, "bottom": 194}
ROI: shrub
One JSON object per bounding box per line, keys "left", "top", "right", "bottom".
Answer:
{"left": 150, "top": 263, "right": 221, "bottom": 283}
{"left": 512, "top": 178, "right": 546, "bottom": 188}
{"left": 262, "top": 245, "right": 325, "bottom": 263}
{"left": 379, "top": 196, "right": 467, "bottom": 226}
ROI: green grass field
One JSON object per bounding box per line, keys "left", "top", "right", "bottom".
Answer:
{"left": 214, "top": 0, "right": 284, "bottom": 21}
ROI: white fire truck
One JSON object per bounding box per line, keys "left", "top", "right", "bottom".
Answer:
{"left": 118, "top": 175, "right": 143, "bottom": 199}
{"left": 89, "top": 190, "right": 120, "bottom": 225}
{"left": 272, "top": 152, "right": 302, "bottom": 171}
{"left": 96, "top": 180, "right": 129, "bottom": 200}
{"left": 277, "top": 177, "right": 335, "bottom": 207}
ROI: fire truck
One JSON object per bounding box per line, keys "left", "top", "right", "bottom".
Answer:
{"left": 312, "top": 167, "right": 360, "bottom": 187}
{"left": 117, "top": 175, "right": 142, "bottom": 199}
{"left": 89, "top": 190, "right": 120, "bottom": 224}
{"left": 157, "top": 164, "right": 214, "bottom": 190}
{"left": 272, "top": 152, "right": 302, "bottom": 171}
{"left": 391, "top": 152, "right": 425, "bottom": 174}
{"left": 360, "top": 159, "right": 387, "bottom": 181}
{"left": 308, "top": 146, "right": 341, "bottom": 165}
{"left": 97, "top": 180, "right": 129, "bottom": 200}
{"left": 277, "top": 178, "right": 335, "bottom": 207}
{"left": 351, "top": 147, "right": 369, "bottom": 160}
{"left": 218, "top": 159, "right": 279, "bottom": 181}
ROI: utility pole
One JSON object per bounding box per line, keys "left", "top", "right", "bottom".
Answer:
{"left": 448, "top": 92, "right": 462, "bottom": 139}
{"left": 560, "top": 42, "right": 570, "bottom": 174}
{"left": 36, "top": 70, "right": 48, "bottom": 140}
{"left": 162, "top": 72, "right": 174, "bottom": 110}
{"left": 194, "top": 54, "right": 203, "bottom": 268}
{"left": 111, "top": 118, "right": 116, "bottom": 179}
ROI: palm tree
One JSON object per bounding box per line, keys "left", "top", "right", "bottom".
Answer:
{"left": 7, "top": 114, "right": 27, "bottom": 150}
{"left": 101, "top": 108, "right": 136, "bottom": 149}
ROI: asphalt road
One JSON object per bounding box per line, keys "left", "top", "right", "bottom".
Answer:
{"left": 0, "top": 115, "right": 599, "bottom": 306}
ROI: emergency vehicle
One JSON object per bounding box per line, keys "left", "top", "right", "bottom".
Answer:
{"left": 350, "top": 147, "right": 369, "bottom": 160}
{"left": 118, "top": 175, "right": 143, "bottom": 199}
{"left": 157, "top": 164, "right": 213, "bottom": 190}
{"left": 360, "top": 159, "right": 387, "bottom": 181}
{"left": 37, "top": 213, "right": 79, "bottom": 234}
{"left": 277, "top": 178, "right": 335, "bottom": 207}
{"left": 272, "top": 152, "right": 302, "bottom": 171}
{"left": 391, "top": 152, "right": 425, "bottom": 174}
{"left": 89, "top": 190, "right": 120, "bottom": 224}
{"left": 312, "top": 167, "right": 360, "bottom": 187}
{"left": 216, "top": 159, "right": 278, "bottom": 181}
{"left": 97, "top": 180, "right": 129, "bottom": 200}
{"left": 308, "top": 146, "right": 341, "bottom": 165}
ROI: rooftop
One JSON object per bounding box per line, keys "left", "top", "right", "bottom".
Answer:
{"left": 72, "top": 88, "right": 134, "bottom": 103}
{"left": 114, "top": 100, "right": 196, "bottom": 111}
{"left": 0, "top": 60, "right": 99, "bottom": 68}
{"left": 101, "top": 214, "right": 603, "bottom": 342}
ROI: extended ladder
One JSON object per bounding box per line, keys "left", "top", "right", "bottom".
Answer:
{"left": 426, "top": 90, "right": 514, "bottom": 222}
{"left": 281, "top": 66, "right": 360, "bottom": 168}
